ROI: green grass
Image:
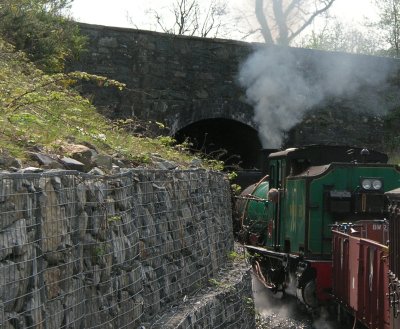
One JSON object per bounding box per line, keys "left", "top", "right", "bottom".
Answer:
{"left": 0, "top": 38, "right": 214, "bottom": 169}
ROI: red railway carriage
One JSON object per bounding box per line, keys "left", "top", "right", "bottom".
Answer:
{"left": 386, "top": 189, "right": 400, "bottom": 329}
{"left": 332, "top": 220, "right": 390, "bottom": 329}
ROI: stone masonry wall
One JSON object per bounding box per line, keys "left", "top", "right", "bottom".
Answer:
{"left": 69, "top": 23, "right": 256, "bottom": 134}
{"left": 0, "top": 169, "right": 255, "bottom": 328}
{"left": 70, "top": 24, "right": 400, "bottom": 151}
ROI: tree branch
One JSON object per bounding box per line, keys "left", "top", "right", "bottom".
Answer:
{"left": 255, "top": 0, "right": 274, "bottom": 43}
{"left": 289, "top": 0, "right": 336, "bottom": 42}
{"left": 273, "top": 0, "right": 289, "bottom": 45}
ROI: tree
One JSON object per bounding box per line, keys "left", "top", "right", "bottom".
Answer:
{"left": 0, "top": 0, "right": 86, "bottom": 72}
{"left": 253, "top": 0, "right": 336, "bottom": 45}
{"left": 145, "top": 0, "right": 228, "bottom": 38}
{"left": 374, "top": 0, "right": 400, "bottom": 57}
{"left": 296, "top": 20, "right": 383, "bottom": 55}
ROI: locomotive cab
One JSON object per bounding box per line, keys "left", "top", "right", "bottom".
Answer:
{"left": 263, "top": 145, "right": 392, "bottom": 255}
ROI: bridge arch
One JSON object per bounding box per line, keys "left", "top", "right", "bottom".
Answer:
{"left": 70, "top": 24, "right": 400, "bottom": 158}
{"left": 174, "top": 118, "right": 262, "bottom": 169}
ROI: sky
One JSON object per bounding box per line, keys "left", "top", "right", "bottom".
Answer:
{"left": 69, "top": 0, "right": 379, "bottom": 42}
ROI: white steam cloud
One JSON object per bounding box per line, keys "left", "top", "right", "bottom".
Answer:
{"left": 239, "top": 45, "right": 395, "bottom": 148}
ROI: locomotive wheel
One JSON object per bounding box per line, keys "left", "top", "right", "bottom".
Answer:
{"left": 302, "top": 280, "right": 318, "bottom": 309}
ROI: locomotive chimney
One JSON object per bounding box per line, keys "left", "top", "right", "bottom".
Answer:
{"left": 361, "top": 148, "right": 370, "bottom": 163}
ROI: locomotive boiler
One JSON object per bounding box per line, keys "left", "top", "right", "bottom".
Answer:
{"left": 236, "top": 145, "right": 400, "bottom": 312}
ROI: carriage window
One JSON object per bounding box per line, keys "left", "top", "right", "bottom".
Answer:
{"left": 269, "top": 165, "right": 275, "bottom": 187}
{"left": 270, "top": 160, "right": 284, "bottom": 188}
{"left": 281, "top": 161, "right": 286, "bottom": 188}
{"left": 277, "top": 162, "right": 281, "bottom": 187}
{"left": 290, "top": 159, "right": 310, "bottom": 175}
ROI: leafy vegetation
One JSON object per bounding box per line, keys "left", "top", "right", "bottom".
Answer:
{"left": 0, "top": 0, "right": 223, "bottom": 169}
{"left": 0, "top": 0, "right": 86, "bottom": 73}
{"left": 0, "top": 38, "right": 207, "bottom": 168}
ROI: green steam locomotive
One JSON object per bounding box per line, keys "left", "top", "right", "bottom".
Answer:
{"left": 236, "top": 145, "right": 400, "bottom": 308}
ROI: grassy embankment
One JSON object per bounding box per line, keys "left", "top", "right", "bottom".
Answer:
{"left": 0, "top": 38, "right": 216, "bottom": 170}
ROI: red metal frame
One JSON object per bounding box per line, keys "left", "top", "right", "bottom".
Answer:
{"left": 332, "top": 227, "right": 389, "bottom": 329}
{"left": 309, "top": 260, "right": 332, "bottom": 302}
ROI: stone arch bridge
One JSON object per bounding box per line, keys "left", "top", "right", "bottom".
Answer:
{"left": 70, "top": 23, "right": 400, "bottom": 170}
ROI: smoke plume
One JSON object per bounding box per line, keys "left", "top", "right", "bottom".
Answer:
{"left": 239, "top": 45, "right": 396, "bottom": 148}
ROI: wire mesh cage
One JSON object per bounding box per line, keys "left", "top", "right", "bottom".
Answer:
{"left": 0, "top": 169, "right": 252, "bottom": 328}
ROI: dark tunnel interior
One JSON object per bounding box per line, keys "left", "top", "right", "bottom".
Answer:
{"left": 174, "top": 118, "right": 262, "bottom": 169}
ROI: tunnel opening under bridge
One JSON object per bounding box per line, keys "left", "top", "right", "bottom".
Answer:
{"left": 174, "top": 118, "right": 262, "bottom": 170}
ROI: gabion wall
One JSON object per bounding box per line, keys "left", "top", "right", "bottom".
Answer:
{"left": 0, "top": 169, "right": 254, "bottom": 328}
